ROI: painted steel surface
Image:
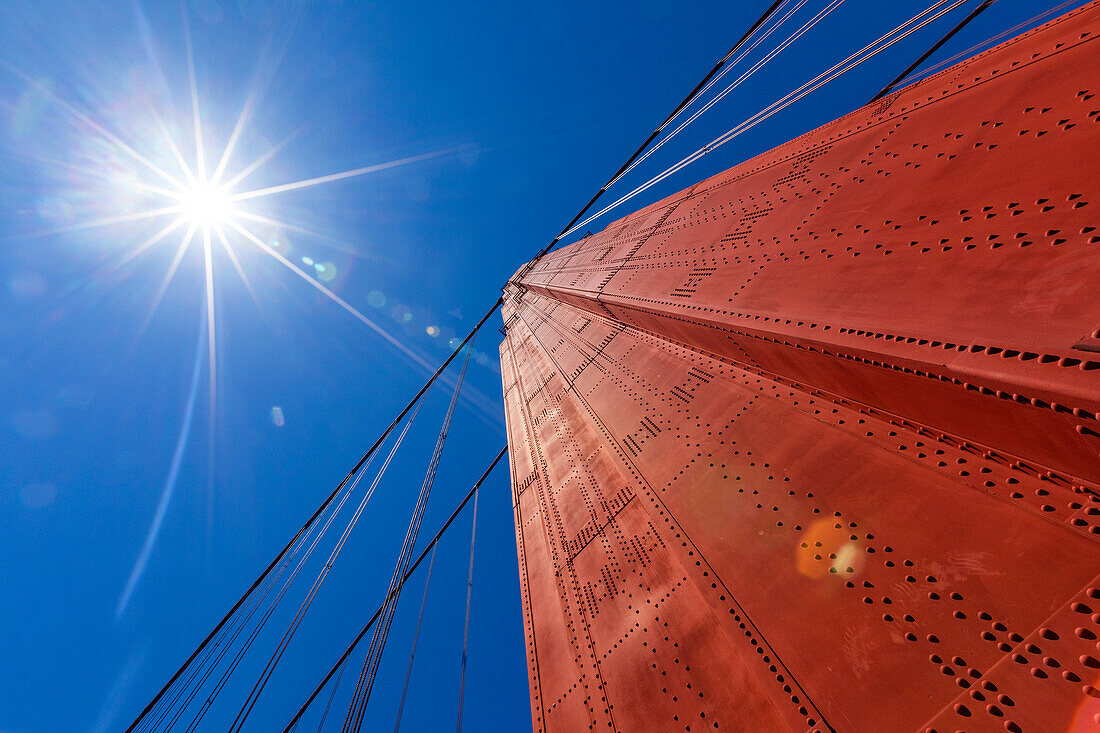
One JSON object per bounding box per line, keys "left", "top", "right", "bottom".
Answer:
{"left": 500, "top": 5, "right": 1100, "bottom": 731}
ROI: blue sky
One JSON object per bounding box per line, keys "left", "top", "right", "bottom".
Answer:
{"left": 0, "top": 0, "right": 1082, "bottom": 730}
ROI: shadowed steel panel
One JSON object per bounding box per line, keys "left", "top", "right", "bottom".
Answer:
{"left": 501, "top": 5, "right": 1100, "bottom": 731}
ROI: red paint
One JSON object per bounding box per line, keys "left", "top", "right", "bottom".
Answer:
{"left": 501, "top": 5, "right": 1100, "bottom": 731}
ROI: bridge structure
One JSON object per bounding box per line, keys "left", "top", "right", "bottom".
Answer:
{"left": 123, "top": 3, "right": 1100, "bottom": 732}
{"left": 499, "top": 4, "right": 1100, "bottom": 731}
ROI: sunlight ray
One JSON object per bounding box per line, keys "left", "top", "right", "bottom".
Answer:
{"left": 183, "top": 18, "right": 207, "bottom": 182}
{"left": 115, "top": 308, "right": 207, "bottom": 619}
{"left": 2, "top": 63, "right": 187, "bottom": 193}
{"left": 102, "top": 216, "right": 188, "bottom": 277}
{"left": 231, "top": 209, "right": 366, "bottom": 258}
{"left": 232, "top": 209, "right": 330, "bottom": 239}
{"left": 231, "top": 148, "right": 452, "bottom": 202}
{"left": 220, "top": 125, "right": 302, "bottom": 191}
{"left": 12, "top": 204, "right": 185, "bottom": 241}
{"left": 53, "top": 218, "right": 186, "bottom": 309}
{"left": 201, "top": 230, "right": 217, "bottom": 433}
{"left": 214, "top": 224, "right": 259, "bottom": 306}
{"left": 211, "top": 91, "right": 256, "bottom": 186}
{"left": 228, "top": 219, "right": 435, "bottom": 372}
{"left": 202, "top": 229, "right": 218, "bottom": 425}
{"left": 7, "top": 146, "right": 181, "bottom": 201}
{"left": 137, "top": 182, "right": 186, "bottom": 201}
{"left": 139, "top": 223, "right": 198, "bottom": 338}
{"left": 151, "top": 109, "right": 198, "bottom": 187}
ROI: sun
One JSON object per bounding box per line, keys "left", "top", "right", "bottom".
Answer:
{"left": 4, "top": 5, "right": 475, "bottom": 633}
{"left": 178, "top": 180, "right": 236, "bottom": 229}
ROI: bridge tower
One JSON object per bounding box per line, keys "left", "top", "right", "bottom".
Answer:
{"left": 500, "top": 5, "right": 1100, "bottom": 731}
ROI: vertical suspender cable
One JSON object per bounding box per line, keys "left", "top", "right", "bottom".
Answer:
{"left": 392, "top": 544, "right": 438, "bottom": 733}
{"left": 188, "top": 417, "right": 406, "bottom": 732}
{"left": 343, "top": 344, "right": 475, "bottom": 733}
{"left": 281, "top": 446, "right": 507, "bottom": 733}
{"left": 316, "top": 656, "right": 349, "bottom": 733}
{"left": 165, "top": 526, "right": 312, "bottom": 732}
{"left": 454, "top": 488, "right": 479, "bottom": 733}
{"left": 148, "top": 464, "right": 350, "bottom": 733}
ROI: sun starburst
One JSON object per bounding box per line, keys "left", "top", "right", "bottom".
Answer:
{"left": 6, "top": 24, "right": 459, "bottom": 618}
{"left": 14, "top": 49, "right": 449, "bottom": 378}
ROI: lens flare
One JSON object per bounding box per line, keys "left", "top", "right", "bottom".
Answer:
{"left": 796, "top": 518, "right": 864, "bottom": 579}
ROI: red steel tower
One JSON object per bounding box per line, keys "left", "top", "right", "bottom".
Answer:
{"left": 500, "top": 4, "right": 1100, "bottom": 731}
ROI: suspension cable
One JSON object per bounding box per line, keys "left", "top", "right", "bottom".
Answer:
{"left": 559, "top": 0, "right": 968, "bottom": 239}
{"left": 519, "top": 0, "right": 786, "bottom": 272}
{"left": 698, "top": 0, "right": 969, "bottom": 148}
{"left": 454, "top": 487, "right": 479, "bottom": 733}
{"left": 316, "top": 656, "right": 349, "bottom": 733}
{"left": 558, "top": 0, "right": 969, "bottom": 241}
{"left": 186, "top": 415, "right": 409, "bottom": 732}
{"left": 392, "top": 544, "right": 438, "bottom": 733}
{"left": 185, "top": 442, "right": 396, "bottom": 726}
{"left": 151, "top": 413, "right": 392, "bottom": 732}
{"left": 124, "top": 298, "right": 500, "bottom": 733}
{"left": 888, "top": 0, "right": 1078, "bottom": 87}
{"left": 281, "top": 446, "right": 507, "bottom": 733}
{"left": 142, "top": 472, "right": 342, "bottom": 733}
{"left": 160, "top": 518, "right": 317, "bottom": 732}
{"left": 343, "top": 344, "right": 475, "bottom": 733}
{"left": 228, "top": 399, "right": 427, "bottom": 732}
{"left": 614, "top": 0, "right": 822, "bottom": 187}
{"left": 128, "top": 6, "right": 862, "bottom": 729}
{"left": 870, "top": 0, "right": 994, "bottom": 103}
{"left": 181, "top": 432, "right": 390, "bottom": 730}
